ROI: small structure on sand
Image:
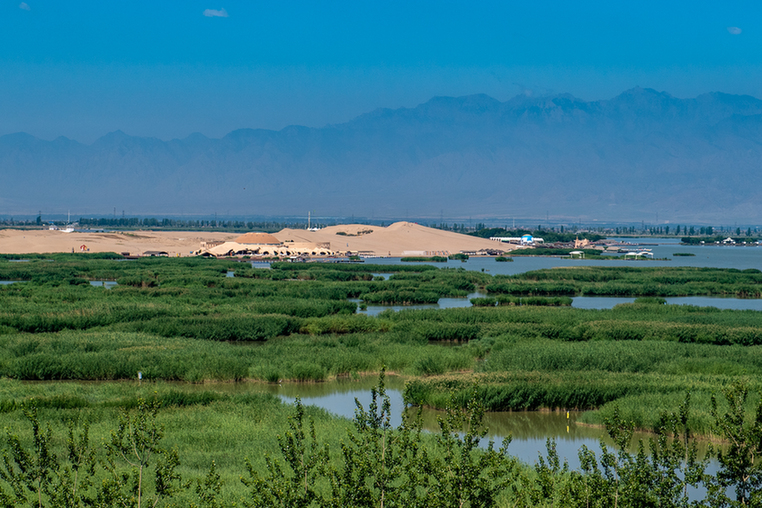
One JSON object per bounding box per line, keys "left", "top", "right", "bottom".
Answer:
{"left": 200, "top": 233, "right": 335, "bottom": 258}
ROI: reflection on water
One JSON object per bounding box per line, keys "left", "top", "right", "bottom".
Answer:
{"left": 354, "top": 293, "right": 762, "bottom": 315}
{"left": 0, "top": 281, "right": 23, "bottom": 285}
{"left": 226, "top": 376, "right": 715, "bottom": 469}
{"left": 89, "top": 280, "right": 118, "bottom": 289}
{"left": 572, "top": 297, "right": 636, "bottom": 309}
{"left": 363, "top": 239, "right": 762, "bottom": 276}
{"left": 573, "top": 296, "right": 762, "bottom": 311}
{"left": 353, "top": 292, "right": 486, "bottom": 316}
{"left": 664, "top": 296, "right": 762, "bottom": 310}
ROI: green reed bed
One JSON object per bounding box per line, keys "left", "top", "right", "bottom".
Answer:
{"left": 487, "top": 265, "right": 762, "bottom": 297}
{"left": 404, "top": 369, "right": 760, "bottom": 434}
{"left": 4, "top": 258, "right": 762, "bottom": 437}
{"left": 383, "top": 303, "right": 762, "bottom": 345}
{"left": 0, "top": 328, "right": 478, "bottom": 382}
{"left": 471, "top": 296, "right": 573, "bottom": 307}
{"left": 404, "top": 336, "right": 762, "bottom": 433}
{"left": 400, "top": 256, "right": 448, "bottom": 262}
{"left": 0, "top": 379, "right": 349, "bottom": 506}
{"left": 479, "top": 338, "right": 762, "bottom": 375}
{"left": 0, "top": 376, "right": 758, "bottom": 507}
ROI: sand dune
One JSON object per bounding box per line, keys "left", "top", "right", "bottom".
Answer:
{"left": 275, "top": 222, "right": 514, "bottom": 257}
{"left": 0, "top": 229, "right": 236, "bottom": 256}
{"left": 0, "top": 222, "right": 514, "bottom": 257}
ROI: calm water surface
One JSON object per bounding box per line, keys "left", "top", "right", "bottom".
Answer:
{"left": 351, "top": 292, "right": 486, "bottom": 317}
{"left": 364, "top": 237, "right": 762, "bottom": 275}
{"left": 572, "top": 296, "right": 762, "bottom": 310}
{"left": 250, "top": 377, "right": 605, "bottom": 466}
{"left": 234, "top": 377, "right": 716, "bottom": 473}
{"left": 89, "top": 280, "right": 118, "bottom": 288}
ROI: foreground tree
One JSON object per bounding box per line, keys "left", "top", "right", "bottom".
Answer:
{"left": 709, "top": 381, "right": 762, "bottom": 507}
{"left": 522, "top": 393, "right": 709, "bottom": 508}
{"left": 242, "top": 370, "right": 518, "bottom": 508}
{"left": 99, "top": 398, "right": 184, "bottom": 508}
{"left": 0, "top": 406, "right": 98, "bottom": 508}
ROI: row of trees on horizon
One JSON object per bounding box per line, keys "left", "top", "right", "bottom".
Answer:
{"left": 0, "top": 216, "right": 760, "bottom": 239}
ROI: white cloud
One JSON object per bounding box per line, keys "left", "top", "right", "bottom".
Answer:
{"left": 727, "top": 26, "right": 742, "bottom": 35}
{"left": 203, "top": 8, "right": 228, "bottom": 18}
{"left": 18, "top": 2, "right": 30, "bottom": 10}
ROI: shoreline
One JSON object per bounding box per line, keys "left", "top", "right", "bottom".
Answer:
{"left": 0, "top": 222, "right": 517, "bottom": 258}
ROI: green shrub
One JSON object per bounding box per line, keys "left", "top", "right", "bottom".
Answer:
{"left": 289, "top": 362, "right": 327, "bottom": 381}
{"left": 413, "top": 355, "right": 447, "bottom": 376}
{"left": 414, "top": 322, "right": 480, "bottom": 342}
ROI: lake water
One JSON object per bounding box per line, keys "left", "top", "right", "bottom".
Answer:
{"left": 354, "top": 295, "right": 762, "bottom": 313}
{"left": 0, "top": 281, "right": 23, "bottom": 285}
{"left": 352, "top": 293, "right": 762, "bottom": 314}
{"left": 255, "top": 377, "right": 604, "bottom": 466}
{"left": 572, "top": 295, "right": 762, "bottom": 310}
{"left": 89, "top": 280, "right": 118, "bottom": 289}
{"left": 363, "top": 237, "right": 762, "bottom": 275}
{"left": 352, "top": 239, "right": 762, "bottom": 313}
{"left": 245, "top": 376, "right": 715, "bottom": 475}
{"left": 351, "top": 292, "right": 486, "bottom": 316}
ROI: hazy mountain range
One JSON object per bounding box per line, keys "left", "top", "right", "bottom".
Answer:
{"left": 3, "top": 87, "right": 762, "bottom": 222}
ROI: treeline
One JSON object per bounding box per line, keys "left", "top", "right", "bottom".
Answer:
{"left": 681, "top": 235, "right": 760, "bottom": 245}
{"left": 468, "top": 228, "right": 605, "bottom": 243}
{"left": 76, "top": 217, "right": 305, "bottom": 232}
{"left": 508, "top": 248, "right": 605, "bottom": 257}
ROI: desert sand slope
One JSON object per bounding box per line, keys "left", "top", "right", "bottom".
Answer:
{"left": 0, "top": 222, "right": 514, "bottom": 257}
{"left": 275, "top": 222, "right": 514, "bottom": 257}
{"left": 0, "top": 230, "right": 237, "bottom": 256}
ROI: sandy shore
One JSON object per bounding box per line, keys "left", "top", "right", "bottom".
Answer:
{"left": 0, "top": 222, "right": 514, "bottom": 257}
{"left": 275, "top": 222, "right": 514, "bottom": 257}
{"left": 0, "top": 230, "right": 237, "bottom": 256}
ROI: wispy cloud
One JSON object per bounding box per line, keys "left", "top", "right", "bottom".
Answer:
{"left": 18, "top": 2, "right": 30, "bottom": 11}
{"left": 203, "top": 8, "right": 228, "bottom": 18}
{"left": 727, "top": 26, "right": 742, "bottom": 35}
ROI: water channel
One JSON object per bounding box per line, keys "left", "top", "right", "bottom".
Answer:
{"left": 227, "top": 376, "right": 715, "bottom": 474}
{"left": 89, "top": 280, "right": 118, "bottom": 288}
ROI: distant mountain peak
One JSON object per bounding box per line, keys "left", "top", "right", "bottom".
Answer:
{"left": 0, "top": 132, "right": 39, "bottom": 144}
{"left": 92, "top": 130, "right": 131, "bottom": 147}
{"left": 181, "top": 132, "right": 209, "bottom": 141}
{"left": 3, "top": 88, "right": 762, "bottom": 222}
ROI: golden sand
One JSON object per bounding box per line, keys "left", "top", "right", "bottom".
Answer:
{"left": 0, "top": 222, "right": 514, "bottom": 258}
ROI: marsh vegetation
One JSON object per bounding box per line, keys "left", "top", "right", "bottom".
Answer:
{"left": 1, "top": 255, "right": 762, "bottom": 505}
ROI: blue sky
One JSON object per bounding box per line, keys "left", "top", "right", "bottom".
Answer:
{"left": 2, "top": 1, "right": 760, "bottom": 142}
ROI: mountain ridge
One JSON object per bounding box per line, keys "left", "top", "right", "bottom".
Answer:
{"left": 2, "top": 88, "right": 762, "bottom": 222}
